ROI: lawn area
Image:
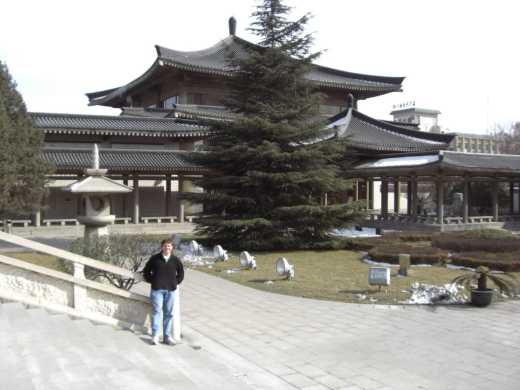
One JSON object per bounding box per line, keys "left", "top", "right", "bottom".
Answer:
{"left": 6, "top": 234, "right": 519, "bottom": 305}
{"left": 194, "top": 249, "right": 473, "bottom": 304}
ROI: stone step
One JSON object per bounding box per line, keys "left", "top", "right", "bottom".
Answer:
{"left": 0, "top": 301, "right": 254, "bottom": 390}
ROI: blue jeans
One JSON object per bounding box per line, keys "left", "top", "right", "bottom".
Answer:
{"left": 150, "top": 289, "right": 175, "bottom": 339}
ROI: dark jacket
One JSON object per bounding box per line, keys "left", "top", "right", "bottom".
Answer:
{"left": 143, "top": 252, "right": 184, "bottom": 291}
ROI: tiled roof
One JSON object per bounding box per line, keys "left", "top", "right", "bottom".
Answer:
{"left": 156, "top": 37, "right": 403, "bottom": 91}
{"left": 31, "top": 112, "right": 210, "bottom": 138}
{"left": 353, "top": 151, "right": 520, "bottom": 176}
{"left": 120, "top": 105, "right": 234, "bottom": 122}
{"left": 42, "top": 147, "right": 204, "bottom": 174}
{"left": 87, "top": 35, "right": 404, "bottom": 107}
{"left": 441, "top": 151, "right": 520, "bottom": 173}
{"left": 327, "top": 109, "right": 454, "bottom": 153}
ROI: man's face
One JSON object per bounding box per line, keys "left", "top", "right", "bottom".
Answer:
{"left": 161, "top": 242, "right": 173, "bottom": 256}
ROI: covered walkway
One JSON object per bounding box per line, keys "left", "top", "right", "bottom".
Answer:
{"left": 349, "top": 150, "right": 520, "bottom": 230}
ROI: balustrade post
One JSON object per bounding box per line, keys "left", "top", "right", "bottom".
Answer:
{"left": 173, "top": 287, "right": 181, "bottom": 341}
{"left": 73, "top": 262, "right": 87, "bottom": 311}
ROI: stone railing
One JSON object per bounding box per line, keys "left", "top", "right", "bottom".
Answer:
{"left": 5, "top": 216, "right": 196, "bottom": 228}
{"left": 0, "top": 231, "right": 180, "bottom": 340}
{"left": 367, "top": 213, "right": 497, "bottom": 225}
{"left": 141, "top": 216, "right": 177, "bottom": 224}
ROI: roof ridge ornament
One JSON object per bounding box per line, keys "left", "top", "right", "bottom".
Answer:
{"left": 229, "top": 16, "right": 237, "bottom": 36}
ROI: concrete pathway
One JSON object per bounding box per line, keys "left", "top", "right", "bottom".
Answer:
{"left": 147, "top": 269, "right": 520, "bottom": 390}
{"left": 2, "top": 241, "right": 519, "bottom": 389}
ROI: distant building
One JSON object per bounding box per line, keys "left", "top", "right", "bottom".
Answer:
{"left": 451, "top": 132, "right": 499, "bottom": 154}
{"left": 390, "top": 103, "right": 500, "bottom": 154}
{"left": 390, "top": 103, "right": 441, "bottom": 133}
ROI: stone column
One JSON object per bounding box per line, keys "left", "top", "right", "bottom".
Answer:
{"left": 32, "top": 210, "right": 41, "bottom": 227}
{"left": 463, "top": 178, "right": 469, "bottom": 223}
{"left": 436, "top": 179, "right": 444, "bottom": 225}
{"left": 354, "top": 180, "right": 359, "bottom": 202}
{"left": 407, "top": 180, "right": 412, "bottom": 215}
{"left": 492, "top": 181, "right": 499, "bottom": 221}
{"left": 133, "top": 176, "right": 140, "bottom": 224}
{"left": 165, "top": 174, "right": 172, "bottom": 216}
{"left": 323, "top": 192, "right": 328, "bottom": 206}
{"left": 394, "top": 178, "right": 401, "bottom": 214}
{"left": 510, "top": 182, "right": 515, "bottom": 215}
{"left": 410, "top": 178, "right": 418, "bottom": 218}
{"left": 381, "top": 179, "right": 389, "bottom": 219}
{"left": 178, "top": 176, "right": 193, "bottom": 222}
{"left": 365, "top": 178, "right": 370, "bottom": 209}
{"left": 368, "top": 179, "right": 374, "bottom": 210}
{"left": 122, "top": 174, "right": 129, "bottom": 217}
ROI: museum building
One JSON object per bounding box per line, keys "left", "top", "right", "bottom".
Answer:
{"left": 22, "top": 18, "right": 520, "bottom": 231}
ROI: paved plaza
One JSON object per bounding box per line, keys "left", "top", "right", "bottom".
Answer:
{"left": 165, "top": 269, "right": 520, "bottom": 390}
{"left": 2, "top": 252, "right": 519, "bottom": 389}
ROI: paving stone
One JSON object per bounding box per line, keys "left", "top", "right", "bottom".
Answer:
{"left": 282, "top": 373, "right": 318, "bottom": 388}
{"left": 301, "top": 385, "right": 330, "bottom": 390}
{"left": 314, "top": 374, "right": 349, "bottom": 389}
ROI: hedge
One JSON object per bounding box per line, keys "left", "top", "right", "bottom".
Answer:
{"left": 432, "top": 236, "right": 520, "bottom": 253}
{"left": 449, "top": 252, "right": 520, "bottom": 272}
{"left": 367, "top": 244, "right": 448, "bottom": 265}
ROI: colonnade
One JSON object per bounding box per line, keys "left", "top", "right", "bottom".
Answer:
{"left": 31, "top": 174, "right": 196, "bottom": 227}
{"left": 355, "top": 177, "right": 519, "bottom": 225}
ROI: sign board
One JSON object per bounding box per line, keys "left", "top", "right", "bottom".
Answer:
{"left": 368, "top": 267, "right": 391, "bottom": 286}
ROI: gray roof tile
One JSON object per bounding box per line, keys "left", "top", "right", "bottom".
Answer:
{"left": 329, "top": 109, "right": 454, "bottom": 153}
{"left": 42, "top": 147, "right": 204, "bottom": 173}
{"left": 88, "top": 36, "right": 404, "bottom": 107}
{"left": 353, "top": 151, "right": 520, "bottom": 176}
{"left": 31, "top": 112, "right": 210, "bottom": 138}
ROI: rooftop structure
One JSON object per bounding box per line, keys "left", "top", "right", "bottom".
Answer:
{"left": 86, "top": 18, "right": 404, "bottom": 118}
{"left": 390, "top": 102, "right": 441, "bottom": 133}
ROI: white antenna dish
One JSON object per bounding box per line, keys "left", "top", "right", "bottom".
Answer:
{"left": 239, "top": 251, "right": 256, "bottom": 270}
{"left": 275, "top": 257, "right": 294, "bottom": 280}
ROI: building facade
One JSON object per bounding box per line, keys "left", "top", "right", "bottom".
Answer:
{"left": 16, "top": 17, "right": 517, "bottom": 231}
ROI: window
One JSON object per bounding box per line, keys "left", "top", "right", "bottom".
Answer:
{"left": 187, "top": 93, "right": 203, "bottom": 105}
{"left": 163, "top": 95, "right": 179, "bottom": 109}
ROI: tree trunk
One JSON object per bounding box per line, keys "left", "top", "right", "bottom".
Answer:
{"left": 477, "top": 274, "right": 487, "bottom": 290}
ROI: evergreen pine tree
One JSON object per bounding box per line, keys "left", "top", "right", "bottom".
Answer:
{"left": 0, "top": 61, "right": 53, "bottom": 223}
{"left": 191, "top": 0, "right": 363, "bottom": 249}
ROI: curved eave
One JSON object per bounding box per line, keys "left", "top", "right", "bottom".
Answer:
{"left": 312, "top": 63, "right": 404, "bottom": 86}
{"left": 161, "top": 58, "right": 402, "bottom": 93}
{"left": 352, "top": 110, "right": 455, "bottom": 144}
{"left": 351, "top": 151, "right": 520, "bottom": 178}
{"left": 42, "top": 128, "right": 211, "bottom": 138}
{"left": 328, "top": 108, "right": 451, "bottom": 154}
{"left": 351, "top": 142, "right": 446, "bottom": 154}
{"left": 87, "top": 59, "right": 163, "bottom": 107}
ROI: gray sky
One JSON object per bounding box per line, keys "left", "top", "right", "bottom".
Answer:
{"left": 1, "top": 0, "right": 518, "bottom": 135}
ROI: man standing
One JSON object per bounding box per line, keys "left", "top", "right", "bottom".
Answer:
{"left": 143, "top": 238, "right": 184, "bottom": 345}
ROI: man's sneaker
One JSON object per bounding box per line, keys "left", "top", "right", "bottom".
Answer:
{"left": 151, "top": 336, "right": 159, "bottom": 345}
{"left": 163, "top": 336, "right": 175, "bottom": 346}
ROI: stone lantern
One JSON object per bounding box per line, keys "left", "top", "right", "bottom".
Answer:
{"left": 64, "top": 144, "right": 132, "bottom": 240}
